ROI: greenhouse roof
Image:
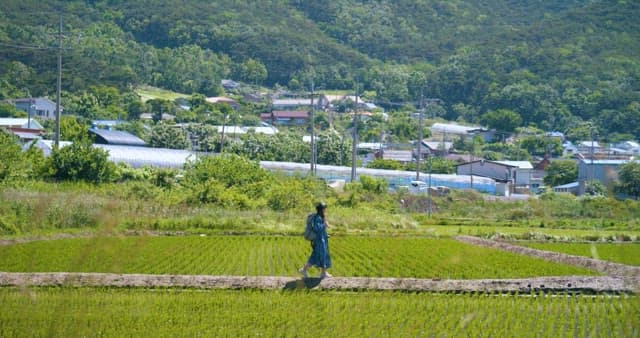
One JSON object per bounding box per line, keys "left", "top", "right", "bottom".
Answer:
{"left": 31, "top": 140, "right": 194, "bottom": 168}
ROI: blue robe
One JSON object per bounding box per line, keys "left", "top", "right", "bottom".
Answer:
{"left": 306, "top": 214, "right": 332, "bottom": 269}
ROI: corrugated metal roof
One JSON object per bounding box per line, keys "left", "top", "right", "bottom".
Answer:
{"left": 495, "top": 161, "right": 533, "bottom": 169}
{"left": 89, "top": 128, "right": 146, "bottom": 146}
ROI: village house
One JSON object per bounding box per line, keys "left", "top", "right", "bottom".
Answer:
{"left": 10, "top": 97, "right": 62, "bottom": 120}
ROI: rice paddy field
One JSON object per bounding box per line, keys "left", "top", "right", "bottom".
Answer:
{"left": 521, "top": 242, "right": 640, "bottom": 266}
{"left": 1, "top": 287, "right": 638, "bottom": 337}
{"left": 0, "top": 235, "right": 600, "bottom": 278}
{"left": 1, "top": 234, "right": 639, "bottom": 337}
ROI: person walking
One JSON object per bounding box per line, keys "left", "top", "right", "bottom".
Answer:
{"left": 299, "top": 202, "right": 332, "bottom": 279}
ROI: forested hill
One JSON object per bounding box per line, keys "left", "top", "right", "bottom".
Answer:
{"left": 1, "top": 1, "right": 639, "bottom": 139}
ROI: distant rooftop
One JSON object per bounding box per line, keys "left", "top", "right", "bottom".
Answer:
{"left": 495, "top": 160, "right": 533, "bottom": 169}
{"left": 89, "top": 128, "right": 146, "bottom": 146}
{"left": 0, "top": 118, "right": 44, "bottom": 130}
{"left": 30, "top": 140, "right": 194, "bottom": 168}
{"left": 431, "top": 123, "right": 487, "bottom": 135}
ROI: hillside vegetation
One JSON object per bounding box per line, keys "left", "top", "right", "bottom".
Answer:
{"left": 1, "top": 1, "right": 639, "bottom": 139}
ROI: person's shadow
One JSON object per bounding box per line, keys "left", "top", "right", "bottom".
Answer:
{"left": 283, "top": 278, "right": 322, "bottom": 290}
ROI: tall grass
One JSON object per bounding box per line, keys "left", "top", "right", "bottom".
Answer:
{"left": 1, "top": 180, "right": 639, "bottom": 238}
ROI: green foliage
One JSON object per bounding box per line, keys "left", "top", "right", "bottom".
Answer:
{"left": 182, "top": 154, "right": 273, "bottom": 208}
{"left": 544, "top": 160, "right": 578, "bottom": 187}
{"left": 367, "top": 158, "right": 404, "bottom": 170}
{"left": 0, "top": 130, "right": 45, "bottom": 182}
{"left": 148, "top": 123, "right": 190, "bottom": 149}
{"left": 0, "top": 131, "right": 25, "bottom": 182}
{"left": 316, "top": 131, "right": 351, "bottom": 166}
{"left": 45, "top": 140, "right": 117, "bottom": 184}
{"left": 239, "top": 58, "right": 268, "bottom": 86}
{"left": 481, "top": 109, "right": 522, "bottom": 133}
{"left": 585, "top": 181, "right": 607, "bottom": 197}
{"left": 518, "top": 135, "right": 563, "bottom": 157}
{"left": 359, "top": 175, "right": 388, "bottom": 194}
{"left": 266, "top": 179, "right": 311, "bottom": 211}
{"left": 429, "top": 157, "right": 458, "bottom": 174}
{"left": 227, "top": 132, "right": 310, "bottom": 163}
{"left": 0, "top": 215, "right": 19, "bottom": 235}
{"left": 2, "top": 1, "right": 639, "bottom": 140}
{"left": 58, "top": 116, "right": 91, "bottom": 142}
{"left": 0, "top": 102, "right": 23, "bottom": 117}
{"left": 616, "top": 160, "right": 640, "bottom": 199}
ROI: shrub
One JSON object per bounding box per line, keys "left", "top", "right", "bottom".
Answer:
{"left": 266, "top": 180, "right": 311, "bottom": 211}
{"left": 359, "top": 175, "right": 388, "bottom": 194}
{"left": 45, "top": 140, "right": 116, "bottom": 184}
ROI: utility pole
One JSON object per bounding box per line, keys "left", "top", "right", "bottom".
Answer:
{"left": 54, "top": 15, "right": 62, "bottom": 148}
{"left": 417, "top": 97, "right": 441, "bottom": 181}
{"left": 220, "top": 114, "right": 227, "bottom": 153}
{"left": 28, "top": 97, "right": 33, "bottom": 129}
{"left": 309, "top": 81, "right": 316, "bottom": 175}
{"left": 350, "top": 82, "right": 359, "bottom": 182}
{"left": 416, "top": 91, "right": 424, "bottom": 180}
{"left": 470, "top": 135, "right": 474, "bottom": 190}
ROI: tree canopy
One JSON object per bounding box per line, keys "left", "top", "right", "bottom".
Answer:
{"left": 1, "top": 0, "right": 639, "bottom": 140}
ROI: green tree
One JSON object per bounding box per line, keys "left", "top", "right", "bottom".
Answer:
{"left": 0, "top": 103, "right": 24, "bottom": 117}
{"left": 481, "top": 109, "right": 522, "bottom": 133}
{"left": 519, "top": 135, "right": 563, "bottom": 157}
{"left": 45, "top": 140, "right": 116, "bottom": 184}
{"left": 367, "top": 158, "right": 404, "bottom": 171}
{"left": 60, "top": 116, "right": 91, "bottom": 143}
{"left": 149, "top": 123, "right": 190, "bottom": 149}
{"left": 0, "top": 130, "right": 46, "bottom": 182}
{"left": 543, "top": 160, "right": 578, "bottom": 187}
{"left": 0, "top": 131, "right": 25, "bottom": 182}
{"left": 316, "top": 131, "right": 350, "bottom": 166}
{"left": 429, "top": 157, "right": 457, "bottom": 174}
{"left": 616, "top": 161, "right": 640, "bottom": 199}
{"left": 240, "top": 58, "right": 268, "bottom": 86}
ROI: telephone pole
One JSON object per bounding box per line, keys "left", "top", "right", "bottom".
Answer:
{"left": 309, "top": 81, "right": 316, "bottom": 175}
{"left": 350, "top": 82, "right": 359, "bottom": 182}
{"left": 54, "top": 15, "right": 62, "bottom": 148}
{"left": 416, "top": 97, "right": 442, "bottom": 181}
{"left": 416, "top": 91, "right": 424, "bottom": 180}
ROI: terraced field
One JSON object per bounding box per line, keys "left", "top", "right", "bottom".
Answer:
{"left": 1, "top": 233, "right": 639, "bottom": 336}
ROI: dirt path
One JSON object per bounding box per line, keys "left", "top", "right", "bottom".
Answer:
{"left": 0, "top": 272, "right": 632, "bottom": 293}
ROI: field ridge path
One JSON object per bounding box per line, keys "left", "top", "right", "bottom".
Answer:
{"left": 0, "top": 272, "right": 632, "bottom": 293}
